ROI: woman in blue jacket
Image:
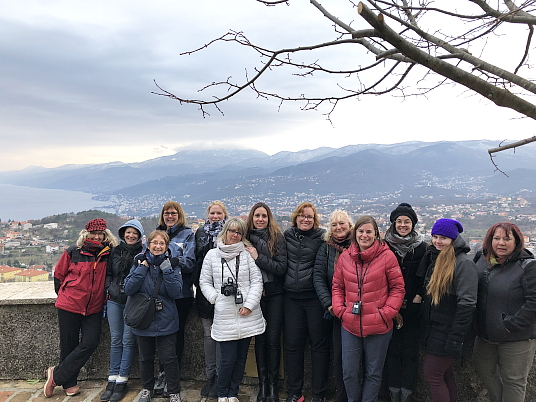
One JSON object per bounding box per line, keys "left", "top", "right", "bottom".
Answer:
{"left": 124, "top": 230, "right": 183, "bottom": 402}
{"left": 154, "top": 201, "right": 196, "bottom": 396}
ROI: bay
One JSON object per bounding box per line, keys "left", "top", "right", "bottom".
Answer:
{"left": 0, "top": 184, "right": 111, "bottom": 221}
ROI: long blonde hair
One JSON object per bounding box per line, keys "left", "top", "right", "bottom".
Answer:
{"left": 427, "top": 243, "right": 456, "bottom": 305}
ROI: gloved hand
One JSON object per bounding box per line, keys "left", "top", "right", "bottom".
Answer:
{"left": 169, "top": 257, "right": 180, "bottom": 268}
{"left": 159, "top": 259, "right": 172, "bottom": 272}
{"left": 445, "top": 338, "right": 463, "bottom": 358}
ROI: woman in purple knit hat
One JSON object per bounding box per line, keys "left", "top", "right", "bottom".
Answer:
{"left": 416, "top": 218, "right": 478, "bottom": 402}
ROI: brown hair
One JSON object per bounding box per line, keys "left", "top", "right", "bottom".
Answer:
{"left": 482, "top": 222, "right": 524, "bottom": 264}
{"left": 158, "top": 201, "right": 187, "bottom": 227}
{"left": 246, "top": 202, "right": 283, "bottom": 256}
{"left": 351, "top": 215, "right": 382, "bottom": 245}
{"left": 290, "top": 202, "right": 320, "bottom": 230}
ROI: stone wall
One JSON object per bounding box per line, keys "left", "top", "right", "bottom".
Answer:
{"left": 1, "top": 282, "right": 536, "bottom": 401}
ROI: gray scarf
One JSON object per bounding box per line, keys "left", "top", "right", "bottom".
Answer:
{"left": 217, "top": 241, "right": 245, "bottom": 261}
{"left": 384, "top": 225, "right": 421, "bottom": 259}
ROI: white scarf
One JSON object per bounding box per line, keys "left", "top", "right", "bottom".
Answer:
{"left": 217, "top": 241, "right": 245, "bottom": 261}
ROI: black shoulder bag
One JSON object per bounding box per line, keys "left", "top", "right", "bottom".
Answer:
{"left": 124, "top": 272, "right": 164, "bottom": 330}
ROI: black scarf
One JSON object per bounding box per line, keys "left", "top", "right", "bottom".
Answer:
{"left": 202, "top": 219, "right": 226, "bottom": 247}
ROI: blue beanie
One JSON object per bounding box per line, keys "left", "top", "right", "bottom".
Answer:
{"left": 431, "top": 219, "right": 463, "bottom": 240}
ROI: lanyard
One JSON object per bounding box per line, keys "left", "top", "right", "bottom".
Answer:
{"left": 355, "top": 259, "right": 371, "bottom": 301}
{"left": 221, "top": 255, "right": 240, "bottom": 283}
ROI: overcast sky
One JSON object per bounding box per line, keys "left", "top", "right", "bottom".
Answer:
{"left": 1, "top": 0, "right": 534, "bottom": 172}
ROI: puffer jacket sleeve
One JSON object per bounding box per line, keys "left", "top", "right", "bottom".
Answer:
{"left": 314, "top": 243, "right": 332, "bottom": 310}
{"left": 504, "top": 260, "right": 536, "bottom": 333}
{"left": 243, "top": 252, "right": 264, "bottom": 311}
{"left": 380, "top": 250, "right": 406, "bottom": 321}
{"left": 124, "top": 259, "right": 149, "bottom": 296}
{"left": 332, "top": 257, "right": 347, "bottom": 319}
{"left": 448, "top": 256, "right": 478, "bottom": 343}
{"left": 254, "top": 233, "right": 287, "bottom": 277}
{"left": 200, "top": 249, "right": 219, "bottom": 304}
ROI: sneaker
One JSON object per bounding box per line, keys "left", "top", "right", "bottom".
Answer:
{"left": 284, "top": 395, "right": 304, "bottom": 402}
{"left": 228, "top": 397, "right": 239, "bottom": 402}
{"left": 43, "top": 366, "right": 56, "bottom": 398}
{"left": 65, "top": 385, "right": 81, "bottom": 396}
{"left": 218, "top": 398, "right": 228, "bottom": 402}
{"left": 109, "top": 382, "right": 128, "bottom": 402}
{"left": 170, "top": 393, "right": 182, "bottom": 402}
{"left": 154, "top": 372, "right": 165, "bottom": 395}
{"left": 139, "top": 389, "right": 152, "bottom": 402}
{"left": 101, "top": 381, "right": 116, "bottom": 401}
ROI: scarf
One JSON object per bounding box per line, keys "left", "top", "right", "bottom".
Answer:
{"left": 82, "top": 239, "right": 106, "bottom": 255}
{"left": 116, "top": 240, "right": 142, "bottom": 276}
{"left": 327, "top": 235, "right": 351, "bottom": 254}
{"left": 203, "top": 219, "right": 226, "bottom": 247}
{"left": 217, "top": 241, "right": 245, "bottom": 262}
{"left": 146, "top": 250, "right": 167, "bottom": 267}
{"left": 384, "top": 225, "right": 422, "bottom": 259}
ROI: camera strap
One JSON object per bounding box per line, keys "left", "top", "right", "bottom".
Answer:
{"left": 221, "top": 255, "right": 240, "bottom": 283}
{"left": 355, "top": 261, "right": 371, "bottom": 301}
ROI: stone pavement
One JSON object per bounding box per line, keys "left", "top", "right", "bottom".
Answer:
{"left": 0, "top": 379, "right": 257, "bottom": 402}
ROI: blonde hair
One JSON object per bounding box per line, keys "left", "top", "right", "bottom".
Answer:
{"left": 427, "top": 243, "right": 457, "bottom": 305}
{"left": 158, "top": 201, "right": 187, "bottom": 227}
{"left": 217, "top": 217, "right": 251, "bottom": 246}
{"left": 76, "top": 229, "right": 119, "bottom": 248}
{"left": 324, "top": 210, "right": 352, "bottom": 241}
{"left": 206, "top": 200, "right": 229, "bottom": 219}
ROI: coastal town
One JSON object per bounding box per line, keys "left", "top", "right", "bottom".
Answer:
{"left": 0, "top": 194, "right": 535, "bottom": 283}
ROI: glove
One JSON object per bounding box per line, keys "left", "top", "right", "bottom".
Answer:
{"left": 445, "top": 338, "right": 463, "bottom": 358}
{"left": 169, "top": 257, "right": 180, "bottom": 268}
{"left": 159, "top": 259, "right": 172, "bottom": 272}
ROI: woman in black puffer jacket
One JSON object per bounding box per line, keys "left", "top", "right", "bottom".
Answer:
{"left": 246, "top": 202, "right": 287, "bottom": 402}
{"left": 283, "top": 202, "right": 329, "bottom": 402}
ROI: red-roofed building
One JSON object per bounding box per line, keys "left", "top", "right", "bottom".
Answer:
{"left": 0, "top": 266, "right": 23, "bottom": 282}
{"left": 14, "top": 269, "right": 49, "bottom": 282}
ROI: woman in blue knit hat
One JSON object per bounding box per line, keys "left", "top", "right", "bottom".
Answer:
{"left": 416, "top": 219, "right": 478, "bottom": 402}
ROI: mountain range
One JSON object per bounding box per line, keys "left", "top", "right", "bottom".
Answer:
{"left": 0, "top": 140, "right": 534, "bottom": 217}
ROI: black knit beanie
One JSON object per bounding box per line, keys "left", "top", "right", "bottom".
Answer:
{"left": 390, "top": 203, "right": 418, "bottom": 226}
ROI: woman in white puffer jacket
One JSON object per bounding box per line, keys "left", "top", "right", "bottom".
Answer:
{"left": 200, "top": 217, "right": 266, "bottom": 402}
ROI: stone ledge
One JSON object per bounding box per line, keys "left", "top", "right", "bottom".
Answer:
{"left": 0, "top": 282, "right": 56, "bottom": 305}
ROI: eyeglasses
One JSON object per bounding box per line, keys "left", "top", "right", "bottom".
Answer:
{"left": 228, "top": 229, "right": 243, "bottom": 237}
{"left": 149, "top": 241, "right": 167, "bottom": 247}
{"left": 163, "top": 212, "right": 178, "bottom": 216}
{"left": 297, "top": 214, "right": 314, "bottom": 221}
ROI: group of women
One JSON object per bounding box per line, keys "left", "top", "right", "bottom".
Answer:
{"left": 43, "top": 200, "right": 536, "bottom": 402}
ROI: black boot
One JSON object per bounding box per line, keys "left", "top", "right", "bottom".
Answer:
{"left": 255, "top": 338, "right": 269, "bottom": 402}
{"left": 100, "top": 382, "right": 115, "bottom": 401}
{"left": 267, "top": 381, "right": 279, "bottom": 402}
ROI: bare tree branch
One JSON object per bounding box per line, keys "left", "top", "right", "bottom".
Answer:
{"left": 488, "top": 136, "right": 536, "bottom": 153}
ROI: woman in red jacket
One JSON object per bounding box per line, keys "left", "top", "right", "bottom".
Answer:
{"left": 332, "top": 215, "right": 405, "bottom": 402}
{"left": 44, "top": 218, "right": 118, "bottom": 398}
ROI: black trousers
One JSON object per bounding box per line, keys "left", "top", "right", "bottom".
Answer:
{"left": 55, "top": 308, "right": 102, "bottom": 388}
{"left": 255, "top": 293, "right": 284, "bottom": 383}
{"left": 332, "top": 318, "right": 348, "bottom": 402}
{"left": 283, "top": 295, "right": 331, "bottom": 398}
{"left": 385, "top": 319, "right": 420, "bottom": 391}
{"left": 138, "top": 333, "right": 181, "bottom": 394}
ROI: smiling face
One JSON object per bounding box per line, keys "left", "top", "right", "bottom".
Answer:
{"left": 225, "top": 227, "right": 243, "bottom": 245}
{"left": 296, "top": 207, "right": 315, "bottom": 231}
{"left": 432, "top": 235, "right": 452, "bottom": 251}
{"left": 163, "top": 207, "right": 179, "bottom": 228}
{"left": 355, "top": 223, "right": 376, "bottom": 251}
{"left": 492, "top": 227, "right": 516, "bottom": 261}
{"left": 124, "top": 227, "right": 140, "bottom": 245}
{"left": 395, "top": 215, "right": 413, "bottom": 237}
{"left": 148, "top": 234, "right": 167, "bottom": 255}
{"left": 88, "top": 231, "right": 105, "bottom": 242}
{"left": 208, "top": 205, "right": 225, "bottom": 223}
{"left": 331, "top": 219, "right": 351, "bottom": 240}
{"left": 253, "top": 207, "right": 269, "bottom": 229}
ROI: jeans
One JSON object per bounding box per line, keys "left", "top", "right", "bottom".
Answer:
{"left": 341, "top": 327, "right": 392, "bottom": 402}
{"left": 218, "top": 337, "right": 252, "bottom": 398}
{"left": 255, "top": 293, "right": 284, "bottom": 384}
{"left": 54, "top": 308, "right": 102, "bottom": 389}
{"left": 137, "top": 333, "right": 181, "bottom": 394}
{"left": 283, "top": 295, "right": 331, "bottom": 398}
{"left": 202, "top": 317, "right": 221, "bottom": 380}
{"left": 107, "top": 300, "right": 136, "bottom": 378}
{"left": 423, "top": 354, "right": 456, "bottom": 402}
{"left": 473, "top": 336, "right": 536, "bottom": 402}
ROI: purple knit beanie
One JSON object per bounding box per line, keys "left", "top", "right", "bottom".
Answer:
{"left": 431, "top": 219, "right": 463, "bottom": 240}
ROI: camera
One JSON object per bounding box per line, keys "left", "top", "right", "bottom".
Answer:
{"left": 352, "top": 301, "right": 362, "bottom": 315}
{"left": 221, "top": 277, "right": 238, "bottom": 297}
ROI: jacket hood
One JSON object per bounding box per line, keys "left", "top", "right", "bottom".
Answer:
{"left": 118, "top": 219, "right": 145, "bottom": 242}
{"left": 452, "top": 235, "right": 470, "bottom": 255}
